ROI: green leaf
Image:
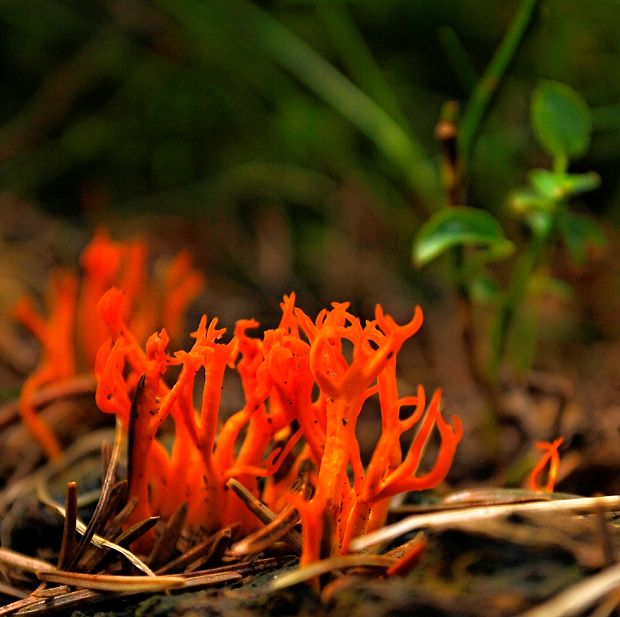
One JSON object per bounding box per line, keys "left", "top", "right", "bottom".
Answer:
{"left": 528, "top": 169, "right": 601, "bottom": 200}
{"left": 530, "top": 80, "right": 592, "bottom": 160}
{"left": 413, "top": 207, "right": 514, "bottom": 267}
{"left": 558, "top": 211, "right": 606, "bottom": 266}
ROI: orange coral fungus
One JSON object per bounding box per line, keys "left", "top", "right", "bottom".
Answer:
{"left": 528, "top": 437, "right": 564, "bottom": 492}
{"left": 94, "top": 291, "right": 462, "bottom": 561}
{"left": 12, "top": 229, "right": 204, "bottom": 460}
{"left": 13, "top": 272, "right": 78, "bottom": 459}
{"left": 295, "top": 302, "right": 462, "bottom": 565}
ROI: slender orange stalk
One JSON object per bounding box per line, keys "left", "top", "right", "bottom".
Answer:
{"left": 13, "top": 271, "right": 78, "bottom": 459}
{"left": 528, "top": 437, "right": 564, "bottom": 492}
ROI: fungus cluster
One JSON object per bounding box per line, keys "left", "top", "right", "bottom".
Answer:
{"left": 94, "top": 289, "right": 463, "bottom": 563}
{"left": 12, "top": 231, "right": 464, "bottom": 565}
{"left": 12, "top": 230, "right": 204, "bottom": 459}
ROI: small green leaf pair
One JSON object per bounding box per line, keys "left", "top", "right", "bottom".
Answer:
{"left": 413, "top": 80, "right": 603, "bottom": 270}
{"left": 509, "top": 169, "right": 600, "bottom": 222}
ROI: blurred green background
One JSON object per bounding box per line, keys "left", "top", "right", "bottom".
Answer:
{"left": 1, "top": 0, "right": 620, "bottom": 489}
{"left": 1, "top": 0, "right": 619, "bottom": 319}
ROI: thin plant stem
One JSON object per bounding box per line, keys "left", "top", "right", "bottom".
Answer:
{"left": 435, "top": 105, "right": 501, "bottom": 415}
{"left": 491, "top": 216, "right": 555, "bottom": 378}
{"left": 459, "top": 0, "right": 541, "bottom": 162}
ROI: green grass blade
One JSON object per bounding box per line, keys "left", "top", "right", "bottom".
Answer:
{"left": 316, "top": 1, "right": 408, "bottom": 128}
{"left": 459, "top": 0, "right": 541, "bottom": 162}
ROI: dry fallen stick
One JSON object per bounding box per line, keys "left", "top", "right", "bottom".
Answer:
{"left": 226, "top": 478, "right": 278, "bottom": 526}
{"left": 226, "top": 477, "right": 303, "bottom": 551}
{"left": 56, "top": 481, "right": 78, "bottom": 570}
{"left": 158, "top": 527, "right": 232, "bottom": 574}
{"left": 270, "top": 554, "right": 395, "bottom": 590}
{"left": 350, "top": 495, "right": 620, "bottom": 551}
{"left": 82, "top": 516, "right": 160, "bottom": 575}
{"left": 38, "top": 490, "right": 157, "bottom": 576}
{"left": 147, "top": 502, "right": 188, "bottom": 569}
{"left": 398, "top": 487, "right": 583, "bottom": 515}
{"left": 180, "top": 555, "right": 294, "bottom": 586}
{"left": 1, "top": 570, "right": 241, "bottom": 617}
{"left": 0, "top": 547, "right": 56, "bottom": 575}
{"left": 231, "top": 502, "right": 301, "bottom": 556}
{"left": 35, "top": 570, "right": 184, "bottom": 592}
{"left": 0, "top": 554, "right": 292, "bottom": 616}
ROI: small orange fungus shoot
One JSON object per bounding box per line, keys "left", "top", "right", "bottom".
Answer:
{"left": 12, "top": 229, "right": 204, "bottom": 459}
{"left": 93, "top": 291, "right": 462, "bottom": 563}
{"left": 528, "top": 437, "right": 564, "bottom": 492}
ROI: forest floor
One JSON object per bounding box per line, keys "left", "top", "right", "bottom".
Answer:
{"left": 0, "top": 202, "right": 619, "bottom": 616}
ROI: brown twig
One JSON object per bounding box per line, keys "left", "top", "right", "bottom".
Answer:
{"left": 147, "top": 502, "right": 188, "bottom": 570}
{"left": 57, "top": 482, "right": 78, "bottom": 571}
{"left": 79, "top": 515, "right": 159, "bottom": 574}
{"left": 225, "top": 478, "right": 278, "bottom": 527}
{"left": 158, "top": 527, "right": 232, "bottom": 574}
{"left": 230, "top": 502, "right": 301, "bottom": 556}
{"left": 435, "top": 101, "right": 464, "bottom": 206}
{"left": 384, "top": 534, "right": 428, "bottom": 577}
{"left": 270, "top": 554, "right": 394, "bottom": 590}
{"left": 126, "top": 374, "right": 145, "bottom": 500}
{"left": 65, "top": 421, "right": 124, "bottom": 570}
{"left": 0, "top": 554, "right": 293, "bottom": 616}
{"left": 0, "top": 547, "right": 56, "bottom": 575}
{"left": 594, "top": 500, "right": 617, "bottom": 567}
{"left": 35, "top": 570, "right": 184, "bottom": 592}
{"left": 226, "top": 473, "right": 306, "bottom": 554}
{"left": 90, "top": 483, "right": 132, "bottom": 543}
